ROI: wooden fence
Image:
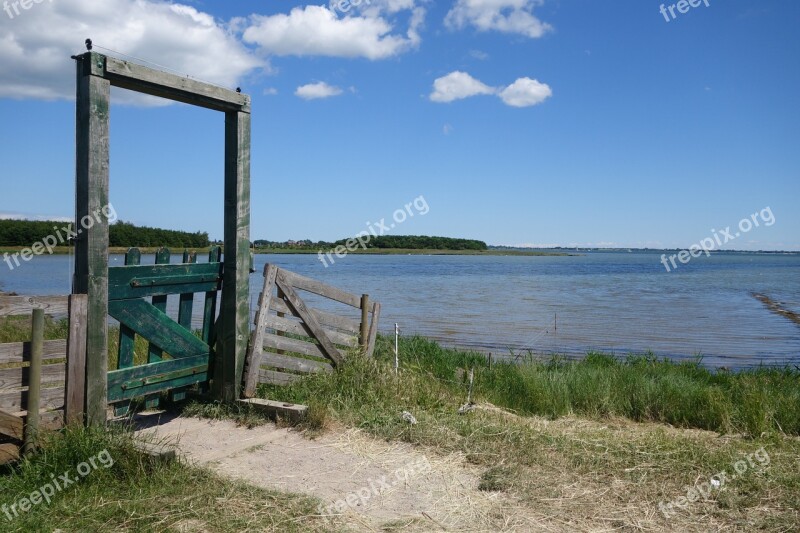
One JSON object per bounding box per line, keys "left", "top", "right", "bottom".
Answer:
{"left": 0, "top": 294, "right": 87, "bottom": 464}
{"left": 243, "top": 265, "right": 380, "bottom": 396}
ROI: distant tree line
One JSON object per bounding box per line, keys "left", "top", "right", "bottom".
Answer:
{"left": 253, "top": 235, "right": 487, "bottom": 251}
{"left": 334, "top": 235, "right": 488, "bottom": 250}
{"left": 0, "top": 219, "right": 72, "bottom": 247}
{"left": 0, "top": 219, "right": 209, "bottom": 248}
{"left": 109, "top": 221, "right": 209, "bottom": 248}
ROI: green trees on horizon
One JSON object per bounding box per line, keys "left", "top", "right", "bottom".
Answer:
{"left": 0, "top": 219, "right": 209, "bottom": 249}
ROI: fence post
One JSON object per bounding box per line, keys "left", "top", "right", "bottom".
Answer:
{"left": 24, "top": 308, "right": 44, "bottom": 456}
{"left": 360, "top": 294, "right": 370, "bottom": 351}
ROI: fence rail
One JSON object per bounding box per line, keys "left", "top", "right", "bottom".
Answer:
{"left": 243, "top": 265, "right": 381, "bottom": 396}
{"left": 0, "top": 294, "right": 87, "bottom": 463}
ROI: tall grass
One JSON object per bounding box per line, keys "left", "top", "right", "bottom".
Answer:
{"left": 261, "top": 335, "right": 800, "bottom": 437}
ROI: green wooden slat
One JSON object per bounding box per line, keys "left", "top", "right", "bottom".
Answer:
{"left": 108, "top": 299, "right": 209, "bottom": 359}
{"left": 115, "top": 247, "right": 140, "bottom": 417}
{"left": 171, "top": 250, "right": 197, "bottom": 403}
{"left": 178, "top": 250, "right": 197, "bottom": 330}
{"left": 202, "top": 246, "right": 222, "bottom": 345}
{"left": 108, "top": 354, "right": 209, "bottom": 402}
{"left": 148, "top": 248, "right": 171, "bottom": 364}
{"left": 108, "top": 262, "right": 221, "bottom": 300}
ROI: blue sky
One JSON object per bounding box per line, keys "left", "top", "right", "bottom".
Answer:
{"left": 0, "top": 0, "right": 798, "bottom": 250}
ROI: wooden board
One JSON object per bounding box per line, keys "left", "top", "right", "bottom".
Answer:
{"left": 0, "top": 295, "right": 70, "bottom": 317}
{"left": 270, "top": 298, "right": 360, "bottom": 335}
{"left": 243, "top": 264, "right": 278, "bottom": 398}
{"left": 0, "top": 387, "right": 65, "bottom": 412}
{"left": 277, "top": 269, "right": 361, "bottom": 308}
{"left": 258, "top": 369, "right": 303, "bottom": 386}
{"left": 0, "top": 443, "right": 19, "bottom": 465}
{"left": 260, "top": 352, "right": 333, "bottom": 374}
{"left": 108, "top": 299, "right": 209, "bottom": 359}
{"left": 103, "top": 54, "right": 251, "bottom": 113}
{"left": 365, "top": 301, "right": 381, "bottom": 358}
{"left": 0, "top": 363, "right": 66, "bottom": 391}
{"left": 0, "top": 339, "right": 68, "bottom": 365}
{"left": 262, "top": 334, "right": 326, "bottom": 359}
{"left": 65, "top": 294, "right": 87, "bottom": 425}
{"left": 238, "top": 398, "right": 307, "bottom": 422}
{"left": 0, "top": 409, "right": 23, "bottom": 440}
{"left": 263, "top": 314, "right": 357, "bottom": 348}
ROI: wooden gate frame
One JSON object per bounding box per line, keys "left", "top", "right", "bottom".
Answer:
{"left": 74, "top": 51, "right": 251, "bottom": 425}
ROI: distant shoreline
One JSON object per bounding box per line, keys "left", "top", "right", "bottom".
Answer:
{"left": 1, "top": 246, "right": 796, "bottom": 256}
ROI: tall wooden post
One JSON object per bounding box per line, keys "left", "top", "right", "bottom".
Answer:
{"left": 217, "top": 110, "right": 251, "bottom": 401}
{"left": 74, "top": 52, "right": 110, "bottom": 426}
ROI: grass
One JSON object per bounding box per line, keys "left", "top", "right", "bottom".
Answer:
{"left": 0, "top": 426, "right": 327, "bottom": 532}
{"left": 262, "top": 335, "right": 800, "bottom": 437}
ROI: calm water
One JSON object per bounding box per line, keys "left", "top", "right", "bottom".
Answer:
{"left": 2, "top": 251, "right": 799, "bottom": 369}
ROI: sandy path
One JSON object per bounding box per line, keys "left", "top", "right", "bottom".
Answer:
{"left": 134, "top": 413, "right": 529, "bottom": 532}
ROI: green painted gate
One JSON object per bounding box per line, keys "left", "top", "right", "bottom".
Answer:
{"left": 107, "top": 246, "right": 222, "bottom": 413}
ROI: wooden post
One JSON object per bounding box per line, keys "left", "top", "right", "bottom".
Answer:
{"left": 74, "top": 52, "right": 111, "bottom": 426}
{"left": 217, "top": 109, "right": 251, "bottom": 401}
{"left": 360, "top": 294, "right": 369, "bottom": 351}
{"left": 23, "top": 309, "right": 44, "bottom": 455}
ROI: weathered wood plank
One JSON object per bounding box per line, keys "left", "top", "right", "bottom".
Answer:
{"left": 360, "top": 294, "right": 370, "bottom": 350}
{"left": 277, "top": 269, "right": 361, "bottom": 308}
{"left": 260, "top": 352, "right": 333, "bottom": 374}
{"left": 0, "top": 387, "right": 65, "bottom": 412}
{"left": 108, "top": 299, "right": 209, "bottom": 359}
{"left": 263, "top": 314, "right": 357, "bottom": 348}
{"left": 365, "top": 302, "right": 381, "bottom": 358}
{"left": 0, "top": 443, "right": 19, "bottom": 465}
{"left": 262, "top": 334, "right": 326, "bottom": 360}
{"left": 0, "top": 409, "right": 23, "bottom": 440}
{"left": 0, "top": 339, "right": 68, "bottom": 365}
{"left": 103, "top": 55, "right": 251, "bottom": 113}
{"left": 238, "top": 398, "right": 307, "bottom": 422}
{"left": 65, "top": 294, "right": 87, "bottom": 426}
{"left": 107, "top": 354, "right": 208, "bottom": 402}
{"left": 0, "top": 296, "right": 70, "bottom": 317}
{"left": 0, "top": 364, "right": 66, "bottom": 391}
{"left": 270, "top": 296, "right": 360, "bottom": 335}
{"left": 243, "top": 264, "right": 278, "bottom": 398}
{"left": 258, "top": 369, "right": 303, "bottom": 386}
{"left": 276, "top": 274, "right": 343, "bottom": 366}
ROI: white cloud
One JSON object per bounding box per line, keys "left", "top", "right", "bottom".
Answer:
{"left": 445, "top": 0, "right": 552, "bottom": 38}
{"left": 430, "top": 71, "right": 552, "bottom": 108}
{"left": 295, "top": 82, "right": 344, "bottom": 100}
{"left": 442, "top": 123, "right": 453, "bottom": 135}
{"left": 242, "top": 4, "right": 423, "bottom": 60}
{"left": 0, "top": 0, "right": 265, "bottom": 104}
{"left": 263, "top": 87, "right": 278, "bottom": 96}
{"left": 429, "top": 71, "right": 495, "bottom": 103}
{"left": 498, "top": 77, "right": 552, "bottom": 107}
